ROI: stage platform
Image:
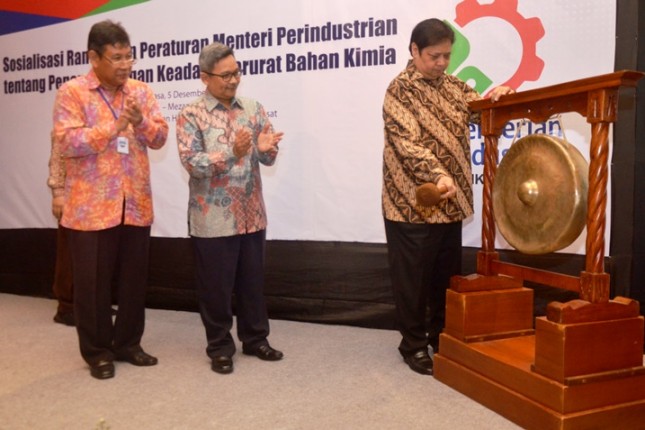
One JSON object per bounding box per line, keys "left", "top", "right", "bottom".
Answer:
{"left": 435, "top": 333, "right": 645, "bottom": 430}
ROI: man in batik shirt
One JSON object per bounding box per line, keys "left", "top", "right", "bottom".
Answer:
{"left": 382, "top": 18, "right": 513, "bottom": 375}
{"left": 52, "top": 20, "right": 168, "bottom": 379}
{"left": 177, "top": 42, "right": 284, "bottom": 375}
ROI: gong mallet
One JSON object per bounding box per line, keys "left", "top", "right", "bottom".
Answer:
{"left": 415, "top": 183, "right": 448, "bottom": 207}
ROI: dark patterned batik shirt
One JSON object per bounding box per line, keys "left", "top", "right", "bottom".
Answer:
{"left": 382, "top": 60, "right": 480, "bottom": 224}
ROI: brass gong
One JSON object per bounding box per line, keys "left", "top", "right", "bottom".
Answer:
{"left": 492, "top": 134, "right": 588, "bottom": 254}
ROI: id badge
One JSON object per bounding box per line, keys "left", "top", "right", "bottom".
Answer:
{"left": 117, "top": 136, "right": 129, "bottom": 154}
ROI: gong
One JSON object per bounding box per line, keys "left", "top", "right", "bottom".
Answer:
{"left": 492, "top": 134, "right": 588, "bottom": 255}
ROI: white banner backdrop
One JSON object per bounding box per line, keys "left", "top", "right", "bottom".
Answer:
{"left": 0, "top": 0, "right": 616, "bottom": 254}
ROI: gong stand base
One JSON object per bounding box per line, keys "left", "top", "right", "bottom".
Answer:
{"left": 434, "top": 334, "right": 645, "bottom": 430}
{"left": 435, "top": 285, "right": 645, "bottom": 430}
{"left": 445, "top": 274, "right": 534, "bottom": 341}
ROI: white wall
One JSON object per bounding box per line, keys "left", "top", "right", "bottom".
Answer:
{"left": 0, "top": 0, "right": 616, "bottom": 255}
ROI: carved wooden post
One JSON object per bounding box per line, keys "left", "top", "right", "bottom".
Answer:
{"left": 477, "top": 112, "right": 500, "bottom": 276}
{"left": 580, "top": 88, "right": 617, "bottom": 303}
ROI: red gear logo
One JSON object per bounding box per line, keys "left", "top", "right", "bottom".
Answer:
{"left": 454, "top": 0, "right": 545, "bottom": 89}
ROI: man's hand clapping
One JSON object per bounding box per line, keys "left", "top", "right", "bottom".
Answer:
{"left": 233, "top": 124, "right": 283, "bottom": 159}
{"left": 233, "top": 128, "right": 253, "bottom": 159}
{"left": 257, "top": 123, "right": 283, "bottom": 155}
{"left": 116, "top": 96, "right": 143, "bottom": 132}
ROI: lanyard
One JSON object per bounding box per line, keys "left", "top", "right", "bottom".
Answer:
{"left": 97, "top": 87, "right": 124, "bottom": 120}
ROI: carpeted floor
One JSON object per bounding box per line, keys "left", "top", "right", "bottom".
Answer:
{"left": 0, "top": 293, "right": 522, "bottom": 430}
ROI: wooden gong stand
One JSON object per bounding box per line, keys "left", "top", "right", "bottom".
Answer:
{"left": 433, "top": 71, "right": 645, "bottom": 430}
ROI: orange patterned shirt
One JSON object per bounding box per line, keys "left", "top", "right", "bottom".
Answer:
{"left": 52, "top": 70, "right": 168, "bottom": 231}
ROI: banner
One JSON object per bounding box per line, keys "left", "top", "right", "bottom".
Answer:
{"left": 0, "top": 0, "right": 616, "bottom": 254}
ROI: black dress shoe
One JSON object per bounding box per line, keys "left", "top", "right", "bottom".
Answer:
{"left": 115, "top": 350, "right": 158, "bottom": 366}
{"left": 404, "top": 350, "right": 434, "bottom": 375}
{"left": 53, "top": 311, "right": 75, "bottom": 327}
{"left": 90, "top": 360, "right": 115, "bottom": 379}
{"left": 211, "top": 356, "right": 233, "bottom": 374}
{"left": 243, "top": 344, "right": 284, "bottom": 361}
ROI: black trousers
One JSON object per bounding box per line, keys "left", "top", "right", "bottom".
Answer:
{"left": 53, "top": 225, "right": 74, "bottom": 315}
{"left": 192, "top": 230, "right": 270, "bottom": 358}
{"left": 384, "top": 219, "right": 462, "bottom": 357}
{"left": 67, "top": 224, "right": 150, "bottom": 365}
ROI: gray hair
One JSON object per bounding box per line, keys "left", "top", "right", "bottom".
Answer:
{"left": 199, "top": 42, "right": 234, "bottom": 72}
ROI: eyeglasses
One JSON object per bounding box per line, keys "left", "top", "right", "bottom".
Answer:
{"left": 102, "top": 55, "right": 137, "bottom": 66}
{"left": 202, "top": 70, "right": 242, "bottom": 82}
